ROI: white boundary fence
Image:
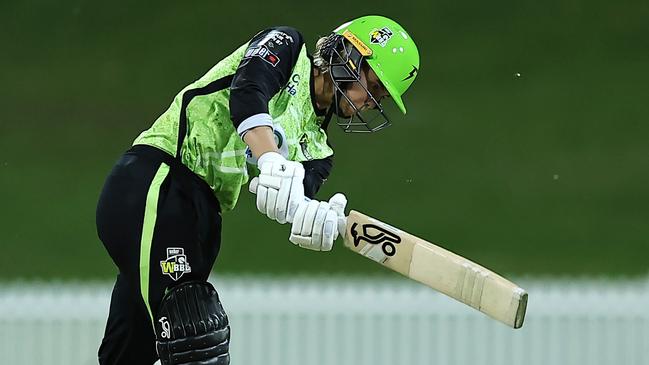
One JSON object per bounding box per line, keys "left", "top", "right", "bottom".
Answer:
{"left": 1, "top": 276, "right": 648, "bottom": 365}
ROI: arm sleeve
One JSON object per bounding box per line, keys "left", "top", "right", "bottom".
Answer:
{"left": 302, "top": 155, "right": 334, "bottom": 199}
{"left": 230, "top": 26, "right": 304, "bottom": 136}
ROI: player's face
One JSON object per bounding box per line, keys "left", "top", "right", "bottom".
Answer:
{"left": 338, "top": 66, "right": 390, "bottom": 117}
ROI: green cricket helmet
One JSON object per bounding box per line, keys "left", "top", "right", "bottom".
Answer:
{"left": 321, "top": 15, "right": 419, "bottom": 132}
{"left": 333, "top": 15, "right": 420, "bottom": 115}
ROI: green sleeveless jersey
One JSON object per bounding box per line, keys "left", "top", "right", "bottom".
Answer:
{"left": 134, "top": 39, "right": 333, "bottom": 212}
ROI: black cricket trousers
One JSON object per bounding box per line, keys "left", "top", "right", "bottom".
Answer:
{"left": 96, "top": 145, "right": 222, "bottom": 365}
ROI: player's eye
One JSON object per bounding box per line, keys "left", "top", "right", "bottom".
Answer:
{"left": 371, "top": 83, "right": 388, "bottom": 102}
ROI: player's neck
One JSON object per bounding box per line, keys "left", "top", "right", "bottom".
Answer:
{"left": 312, "top": 68, "right": 335, "bottom": 110}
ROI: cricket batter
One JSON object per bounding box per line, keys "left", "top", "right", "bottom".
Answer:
{"left": 96, "top": 15, "right": 419, "bottom": 364}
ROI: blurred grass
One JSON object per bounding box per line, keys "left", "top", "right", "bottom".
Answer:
{"left": 0, "top": 0, "right": 647, "bottom": 279}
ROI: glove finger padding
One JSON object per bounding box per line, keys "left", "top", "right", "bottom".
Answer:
{"left": 275, "top": 175, "right": 291, "bottom": 224}
{"left": 290, "top": 201, "right": 309, "bottom": 242}
{"left": 289, "top": 234, "right": 312, "bottom": 248}
{"left": 270, "top": 161, "right": 291, "bottom": 222}
{"left": 311, "top": 201, "right": 331, "bottom": 250}
{"left": 328, "top": 193, "right": 348, "bottom": 237}
{"left": 257, "top": 175, "right": 282, "bottom": 190}
{"left": 300, "top": 200, "right": 320, "bottom": 237}
{"left": 265, "top": 188, "right": 278, "bottom": 220}
{"left": 256, "top": 185, "right": 268, "bottom": 214}
{"left": 286, "top": 170, "right": 305, "bottom": 224}
{"left": 288, "top": 199, "right": 338, "bottom": 251}
{"left": 256, "top": 152, "right": 305, "bottom": 224}
{"left": 322, "top": 209, "right": 338, "bottom": 251}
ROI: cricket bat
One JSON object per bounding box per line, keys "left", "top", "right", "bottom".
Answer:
{"left": 248, "top": 179, "right": 527, "bottom": 328}
{"left": 344, "top": 210, "right": 527, "bottom": 329}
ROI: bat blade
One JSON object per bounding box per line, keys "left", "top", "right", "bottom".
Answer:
{"left": 344, "top": 210, "right": 527, "bottom": 329}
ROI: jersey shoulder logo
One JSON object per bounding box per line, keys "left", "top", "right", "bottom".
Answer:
{"left": 258, "top": 30, "right": 295, "bottom": 47}
{"left": 369, "top": 27, "right": 393, "bottom": 47}
{"left": 160, "top": 247, "right": 192, "bottom": 281}
{"left": 244, "top": 30, "right": 295, "bottom": 67}
{"left": 244, "top": 45, "right": 280, "bottom": 67}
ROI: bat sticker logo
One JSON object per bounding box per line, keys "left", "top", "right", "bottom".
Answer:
{"left": 350, "top": 222, "right": 401, "bottom": 256}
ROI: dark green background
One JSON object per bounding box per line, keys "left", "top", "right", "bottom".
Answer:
{"left": 1, "top": 0, "right": 648, "bottom": 279}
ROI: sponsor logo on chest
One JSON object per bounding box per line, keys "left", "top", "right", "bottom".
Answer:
{"left": 285, "top": 73, "right": 300, "bottom": 96}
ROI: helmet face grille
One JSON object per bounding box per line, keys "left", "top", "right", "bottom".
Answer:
{"left": 323, "top": 34, "right": 392, "bottom": 133}
{"left": 332, "top": 15, "right": 421, "bottom": 115}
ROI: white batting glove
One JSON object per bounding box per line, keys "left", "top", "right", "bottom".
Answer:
{"left": 328, "top": 193, "right": 348, "bottom": 237}
{"left": 255, "top": 152, "right": 305, "bottom": 224}
{"left": 289, "top": 199, "right": 339, "bottom": 251}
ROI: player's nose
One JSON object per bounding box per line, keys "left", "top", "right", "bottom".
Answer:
{"left": 362, "top": 97, "right": 377, "bottom": 110}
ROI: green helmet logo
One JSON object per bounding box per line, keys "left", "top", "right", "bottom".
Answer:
{"left": 333, "top": 15, "right": 420, "bottom": 114}
{"left": 369, "top": 27, "right": 394, "bottom": 47}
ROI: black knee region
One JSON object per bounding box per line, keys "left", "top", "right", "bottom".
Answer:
{"left": 156, "top": 281, "right": 230, "bottom": 365}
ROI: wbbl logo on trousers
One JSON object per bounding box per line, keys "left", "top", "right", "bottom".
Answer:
{"left": 160, "top": 247, "right": 191, "bottom": 281}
